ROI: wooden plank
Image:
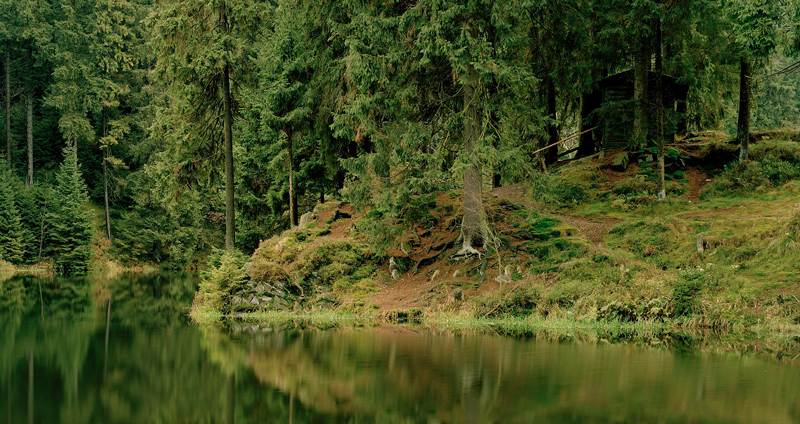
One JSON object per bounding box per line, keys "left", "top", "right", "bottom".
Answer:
{"left": 531, "top": 127, "right": 596, "bottom": 156}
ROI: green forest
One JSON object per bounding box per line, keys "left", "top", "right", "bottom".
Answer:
{"left": 3, "top": 0, "right": 800, "bottom": 320}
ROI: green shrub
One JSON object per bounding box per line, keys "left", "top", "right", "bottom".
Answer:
{"left": 197, "top": 249, "right": 249, "bottom": 314}
{"left": 672, "top": 269, "right": 706, "bottom": 317}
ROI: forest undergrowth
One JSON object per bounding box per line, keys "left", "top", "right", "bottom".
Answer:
{"left": 190, "top": 131, "right": 800, "bottom": 359}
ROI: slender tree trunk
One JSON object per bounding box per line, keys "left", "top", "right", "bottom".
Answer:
{"left": 222, "top": 62, "right": 235, "bottom": 250}
{"left": 26, "top": 47, "right": 33, "bottom": 188}
{"left": 737, "top": 57, "right": 752, "bottom": 163}
{"left": 287, "top": 128, "right": 298, "bottom": 227}
{"left": 633, "top": 37, "right": 649, "bottom": 147}
{"left": 545, "top": 76, "right": 558, "bottom": 164}
{"left": 5, "top": 47, "right": 10, "bottom": 169}
{"left": 655, "top": 17, "right": 666, "bottom": 201}
{"left": 102, "top": 109, "right": 112, "bottom": 241}
{"left": 457, "top": 63, "right": 486, "bottom": 257}
{"left": 26, "top": 86, "right": 32, "bottom": 188}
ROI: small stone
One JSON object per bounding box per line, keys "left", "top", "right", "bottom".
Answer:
{"left": 332, "top": 209, "right": 351, "bottom": 221}
{"left": 453, "top": 287, "right": 464, "bottom": 301}
{"left": 611, "top": 152, "right": 629, "bottom": 171}
{"left": 430, "top": 269, "right": 440, "bottom": 282}
{"left": 453, "top": 270, "right": 462, "bottom": 278}
{"left": 391, "top": 269, "right": 402, "bottom": 280}
{"left": 646, "top": 154, "right": 654, "bottom": 163}
{"left": 298, "top": 211, "right": 316, "bottom": 228}
{"left": 696, "top": 233, "right": 708, "bottom": 253}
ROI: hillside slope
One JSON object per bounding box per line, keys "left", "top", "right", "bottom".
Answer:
{"left": 193, "top": 131, "right": 800, "bottom": 346}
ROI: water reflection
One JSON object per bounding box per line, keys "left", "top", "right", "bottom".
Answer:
{"left": 0, "top": 273, "right": 799, "bottom": 423}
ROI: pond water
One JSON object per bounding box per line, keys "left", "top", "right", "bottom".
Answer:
{"left": 1, "top": 273, "right": 799, "bottom": 423}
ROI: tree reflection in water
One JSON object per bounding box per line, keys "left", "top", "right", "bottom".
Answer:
{"left": 0, "top": 273, "right": 799, "bottom": 423}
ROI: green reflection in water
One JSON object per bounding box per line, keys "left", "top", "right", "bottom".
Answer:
{"left": 0, "top": 273, "right": 799, "bottom": 423}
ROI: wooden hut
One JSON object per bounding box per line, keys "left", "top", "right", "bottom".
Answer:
{"left": 581, "top": 70, "right": 689, "bottom": 151}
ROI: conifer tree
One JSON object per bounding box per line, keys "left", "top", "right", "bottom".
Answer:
{"left": 149, "top": 0, "right": 264, "bottom": 250}
{"left": 47, "top": 144, "right": 94, "bottom": 275}
{"left": 249, "top": 0, "right": 313, "bottom": 228}
{"left": 727, "top": 0, "right": 780, "bottom": 163}
{"left": 0, "top": 160, "right": 25, "bottom": 263}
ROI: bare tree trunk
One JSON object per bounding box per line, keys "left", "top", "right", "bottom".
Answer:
{"left": 222, "top": 61, "right": 235, "bottom": 250}
{"left": 102, "top": 108, "right": 112, "bottom": 241}
{"left": 26, "top": 47, "right": 33, "bottom": 188}
{"left": 655, "top": 17, "right": 666, "bottom": 201}
{"left": 287, "top": 128, "right": 298, "bottom": 227}
{"left": 545, "top": 76, "right": 558, "bottom": 164}
{"left": 633, "top": 37, "right": 649, "bottom": 147}
{"left": 457, "top": 63, "right": 486, "bottom": 258}
{"left": 737, "top": 57, "right": 752, "bottom": 163}
{"left": 26, "top": 86, "right": 32, "bottom": 188}
{"left": 5, "top": 47, "right": 11, "bottom": 169}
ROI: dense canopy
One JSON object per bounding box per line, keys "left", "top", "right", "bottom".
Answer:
{"left": 1, "top": 0, "right": 800, "bottom": 270}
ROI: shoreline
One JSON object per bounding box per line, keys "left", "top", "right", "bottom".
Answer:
{"left": 193, "top": 308, "right": 800, "bottom": 362}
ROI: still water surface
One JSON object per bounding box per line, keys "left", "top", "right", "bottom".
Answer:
{"left": 1, "top": 273, "right": 799, "bottom": 423}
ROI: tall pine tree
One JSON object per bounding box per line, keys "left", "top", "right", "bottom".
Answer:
{"left": 0, "top": 160, "right": 25, "bottom": 263}
{"left": 149, "top": 0, "right": 265, "bottom": 250}
{"left": 47, "top": 144, "right": 94, "bottom": 275}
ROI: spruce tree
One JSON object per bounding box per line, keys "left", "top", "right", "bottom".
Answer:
{"left": 149, "top": 0, "right": 265, "bottom": 250}
{"left": 250, "top": 0, "right": 313, "bottom": 228}
{"left": 47, "top": 144, "right": 94, "bottom": 274}
{"left": 0, "top": 160, "right": 25, "bottom": 263}
{"left": 727, "top": 0, "right": 780, "bottom": 163}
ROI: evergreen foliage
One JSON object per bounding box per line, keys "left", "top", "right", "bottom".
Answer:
{"left": 47, "top": 145, "right": 95, "bottom": 274}
{"left": 0, "top": 0, "right": 799, "bottom": 271}
{"left": 0, "top": 161, "right": 26, "bottom": 263}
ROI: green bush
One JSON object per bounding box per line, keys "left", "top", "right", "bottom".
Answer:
{"left": 198, "top": 249, "right": 250, "bottom": 314}
{"left": 672, "top": 269, "right": 706, "bottom": 317}
{"left": 702, "top": 157, "right": 800, "bottom": 198}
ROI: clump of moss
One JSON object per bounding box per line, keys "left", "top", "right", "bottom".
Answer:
{"left": 296, "top": 240, "right": 377, "bottom": 293}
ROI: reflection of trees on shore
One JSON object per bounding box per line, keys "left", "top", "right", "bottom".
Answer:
{"left": 2, "top": 271, "right": 800, "bottom": 423}
{"left": 0, "top": 273, "right": 233, "bottom": 423}
{"left": 202, "top": 326, "right": 800, "bottom": 424}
